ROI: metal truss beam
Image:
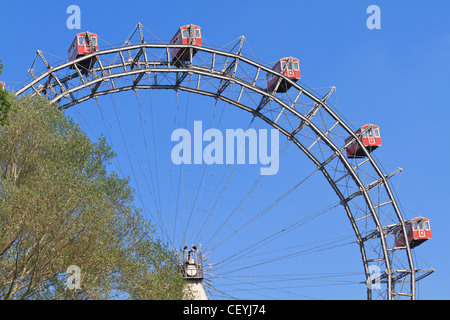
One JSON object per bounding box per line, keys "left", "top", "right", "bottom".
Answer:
{"left": 14, "top": 37, "right": 429, "bottom": 300}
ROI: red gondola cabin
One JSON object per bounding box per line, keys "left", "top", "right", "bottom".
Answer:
{"left": 394, "top": 217, "right": 432, "bottom": 248}
{"left": 0, "top": 82, "right": 5, "bottom": 90}
{"left": 170, "top": 25, "right": 202, "bottom": 64}
{"left": 68, "top": 32, "right": 99, "bottom": 71}
{"left": 345, "top": 124, "right": 381, "bottom": 158}
{"left": 266, "top": 57, "right": 300, "bottom": 93}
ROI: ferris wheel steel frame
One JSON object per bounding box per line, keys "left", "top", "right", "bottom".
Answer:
{"left": 14, "top": 23, "right": 433, "bottom": 300}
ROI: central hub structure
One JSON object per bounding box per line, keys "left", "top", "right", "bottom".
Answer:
{"left": 180, "top": 245, "right": 207, "bottom": 300}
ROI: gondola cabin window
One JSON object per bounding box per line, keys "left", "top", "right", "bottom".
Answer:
{"left": 170, "top": 25, "right": 202, "bottom": 63}
{"left": 266, "top": 57, "right": 300, "bottom": 93}
{"left": 68, "top": 32, "right": 99, "bottom": 62}
{"left": 394, "top": 217, "right": 432, "bottom": 248}
{"left": 345, "top": 124, "right": 381, "bottom": 158}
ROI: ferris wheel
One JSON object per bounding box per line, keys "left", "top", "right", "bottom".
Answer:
{"left": 10, "top": 23, "right": 434, "bottom": 300}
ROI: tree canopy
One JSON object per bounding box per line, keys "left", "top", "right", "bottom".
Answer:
{"left": 0, "top": 60, "right": 14, "bottom": 126}
{"left": 0, "top": 93, "right": 187, "bottom": 299}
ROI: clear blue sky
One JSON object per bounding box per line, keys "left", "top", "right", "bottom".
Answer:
{"left": 1, "top": 0, "right": 449, "bottom": 299}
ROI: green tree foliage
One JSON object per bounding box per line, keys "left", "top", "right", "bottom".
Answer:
{"left": 0, "top": 89, "right": 14, "bottom": 126}
{"left": 0, "top": 61, "right": 14, "bottom": 126}
{"left": 0, "top": 94, "right": 187, "bottom": 299}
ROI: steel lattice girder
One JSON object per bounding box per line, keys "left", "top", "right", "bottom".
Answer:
{"left": 15, "top": 37, "right": 432, "bottom": 299}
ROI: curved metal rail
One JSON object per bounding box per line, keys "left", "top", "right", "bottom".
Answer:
{"left": 14, "top": 24, "right": 433, "bottom": 299}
